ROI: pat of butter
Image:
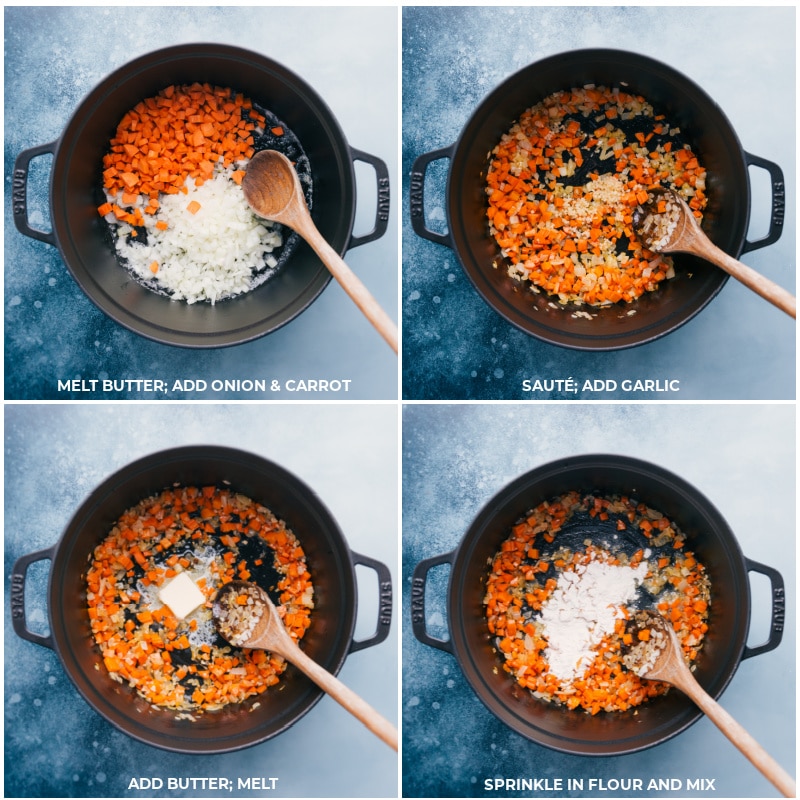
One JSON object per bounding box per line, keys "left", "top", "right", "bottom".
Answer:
{"left": 158, "top": 572, "right": 205, "bottom": 619}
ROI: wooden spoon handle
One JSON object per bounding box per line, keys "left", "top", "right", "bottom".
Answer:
{"left": 297, "top": 218, "right": 399, "bottom": 353}
{"left": 701, "top": 240, "right": 796, "bottom": 318}
{"left": 679, "top": 671, "right": 795, "bottom": 796}
{"left": 283, "top": 640, "right": 398, "bottom": 751}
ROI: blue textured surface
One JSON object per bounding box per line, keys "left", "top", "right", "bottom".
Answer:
{"left": 402, "top": 6, "right": 795, "bottom": 400}
{"left": 5, "top": 7, "right": 398, "bottom": 400}
{"left": 5, "top": 404, "right": 398, "bottom": 797}
{"left": 402, "top": 403, "right": 795, "bottom": 797}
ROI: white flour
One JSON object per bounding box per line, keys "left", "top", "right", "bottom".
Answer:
{"left": 539, "top": 555, "right": 649, "bottom": 681}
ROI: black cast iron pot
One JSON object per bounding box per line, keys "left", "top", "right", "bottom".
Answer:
{"left": 410, "top": 49, "right": 785, "bottom": 350}
{"left": 11, "top": 446, "right": 393, "bottom": 753}
{"left": 12, "top": 44, "right": 390, "bottom": 348}
{"left": 411, "top": 454, "right": 784, "bottom": 755}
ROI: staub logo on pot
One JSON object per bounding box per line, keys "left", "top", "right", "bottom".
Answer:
{"left": 12, "top": 169, "right": 27, "bottom": 217}
{"left": 772, "top": 585, "right": 785, "bottom": 632}
{"left": 378, "top": 175, "right": 390, "bottom": 223}
{"left": 409, "top": 171, "right": 425, "bottom": 219}
{"left": 380, "top": 579, "right": 393, "bottom": 626}
{"left": 772, "top": 179, "right": 786, "bottom": 229}
{"left": 410, "top": 576, "right": 425, "bottom": 623}
{"left": 10, "top": 573, "right": 26, "bottom": 620}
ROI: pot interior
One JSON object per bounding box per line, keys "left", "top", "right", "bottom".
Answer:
{"left": 50, "top": 446, "right": 356, "bottom": 753}
{"left": 51, "top": 44, "right": 356, "bottom": 347}
{"left": 449, "top": 454, "right": 749, "bottom": 755}
{"left": 448, "top": 49, "right": 750, "bottom": 349}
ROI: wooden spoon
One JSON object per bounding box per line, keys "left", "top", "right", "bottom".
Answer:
{"left": 243, "top": 150, "right": 398, "bottom": 352}
{"left": 213, "top": 580, "right": 398, "bottom": 751}
{"left": 633, "top": 187, "right": 795, "bottom": 318}
{"left": 627, "top": 611, "right": 795, "bottom": 797}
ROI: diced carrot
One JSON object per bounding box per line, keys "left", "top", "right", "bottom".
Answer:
{"left": 104, "top": 655, "right": 122, "bottom": 673}
{"left": 97, "top": 83, "right": 269, "bottom": 227}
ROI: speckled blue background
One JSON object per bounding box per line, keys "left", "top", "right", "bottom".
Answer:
{"left": 4, "top": 6, "right": 398, "bottom": 400}
{"left": 402, "top": 403, "right": 795, "bottom": 797}
{"left": 401, "top": 6, "right": 795, "bottom": 400}
{"left": 5, "top": 404, "right": 398, "bottom": 798}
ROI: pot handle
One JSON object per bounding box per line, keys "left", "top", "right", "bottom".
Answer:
{"left": 741, "top": 152, "right": 785, "bottom": 254}
{"left": 10, "top": 546, "right": 56, "bottom": 650}
{"left": 410, "top": 550, "right": 455, "bottom": 654}
{"left": 348, "top": 551, "right": 393, "bottom": 653}
{"left": 12, "top": 141, "right": 57, "bottom": 247}
{"left": 348, "top": 147, "right": 390, "bottom": 249}
{"left": 741, "top": 557, "right": 785, "bottom": 660}
{"left": 410, "top": 145, "right": 455, "bottom": 248}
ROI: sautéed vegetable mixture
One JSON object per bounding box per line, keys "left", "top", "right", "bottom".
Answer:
{"left": 484, "top": 491, "right": 711, "bottom": 714}
{"left": 97, "top": 83, "right": 311, "bottom": 304}
{"left": 85, "top": 485, "right": 314, "bottom": 715}
{"left": 485, "top": 85, "right": 708, "bottom": 307}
